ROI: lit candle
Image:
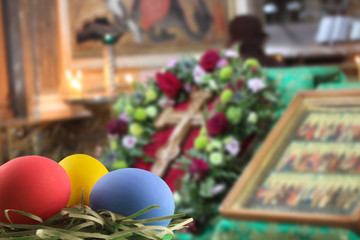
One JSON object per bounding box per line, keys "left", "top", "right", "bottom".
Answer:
{"left": 76, "top": 70, "right": 83, "bottom": 81}
{"left": 66, "top": 70, "right": 83, "bottom": 98}
{"left": 125, "top": 73, "right": 133, "bottom": 85}
{"left": 125, "top": 73, "right": 134, "bottom": 92}
{"left": 355, "top": 56, "right": 360, "bottom": 82}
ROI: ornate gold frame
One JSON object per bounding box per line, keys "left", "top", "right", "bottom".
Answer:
{"left": 221, "top": 89, "right": 360, "bottom": 233}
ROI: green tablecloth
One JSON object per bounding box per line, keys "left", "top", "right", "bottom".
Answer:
{"left": 175, "top": 227, "right": 214, "bottom": 240}
{"left": 174, "top": 216, "right": 221, "bottom": 240}
{"left": 212, "top": 219, "right": 359, "bottom": 240}
{"left": 264, "top": 67, "right": 348, "bottom": 112}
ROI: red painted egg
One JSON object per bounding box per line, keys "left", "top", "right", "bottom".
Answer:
{"left": 0, "top": 156, "right": 71, "bottom": 224}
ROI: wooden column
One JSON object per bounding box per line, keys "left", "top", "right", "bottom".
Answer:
{"left": 2, "top": 0, "right": 28, "bottom": 118}
{"left": 2, "top": 0, "right": 61, "bottom": 119}
{"left": 19, "top": 0, "right": 60, "bottom": 94}
{"left": 0, "top": 1, "right": 11, "bottom": 120}
{"left": 20, "top": 0, "right": 61, "bottom": 118}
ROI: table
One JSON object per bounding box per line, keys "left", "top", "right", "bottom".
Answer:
{"left": 212, "top": 219, "right": 359, "bottom": 240}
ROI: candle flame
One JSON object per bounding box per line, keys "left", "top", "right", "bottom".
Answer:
{"left": 71, "top": 79, "right": 82, "bottom": 91}
{"left": 66, "top": 70, "right": 72, "bottom": 79}
{"left": 125, "top": 73, "right": 133, "bottom": 84}
{"left": 76, "top": 70, "right": 83, "bottom": 79}
{"left": 355, "top": 56, "right": 360, "bottom": 64}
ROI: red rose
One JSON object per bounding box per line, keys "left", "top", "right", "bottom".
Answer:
{"left": 251, "top": 66, "right": 258, "bottom": 72}
{"left": 225, "top": 81, "right": 243, "bottom": 90}
{"left": 189, "top": 158, "right": 209, "bottom": 183}
{"left": 106, "top": 119, "right": 127, "bottom": 136}
{"left": 156, "top": 72, "right": 183, "bottom": 98}
{"left": 206, "top": 113, "right": 229, "bottom": 136}
{"left": 143, "top": 127, "right": 173, "bottom": 158}
{"left": 225, "top": 83, "right": 232, "bottom": 90}
{"left": 237, "top": 81, "right": 243, "bottom": 89}
{"left": 199, "top": 50, "right": 220, "bottom": 72}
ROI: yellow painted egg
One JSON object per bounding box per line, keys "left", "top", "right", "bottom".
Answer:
{"left": 59, "top": 154, "right": 108, "bottom": 207}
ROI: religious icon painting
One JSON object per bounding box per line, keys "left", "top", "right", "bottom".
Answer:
{"left": 220, "top": 90, "right": 360, "bottom": 233}
{"left": 59, "top": 0, "right": 234, "bottom": 58}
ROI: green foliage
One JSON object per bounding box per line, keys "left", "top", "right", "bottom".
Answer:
{"left": 244, "top": 58, "right": 260, "bottom": 68}
{"left": 263, "top": 91, "right": 278, "bottom": 103}
{"left": 132, "top": 82, "right": 145, "bottom": 92}
{"left": 220, "top": 89, "right": 234, "bottom": 103}
{"left": 194, "top": 136, "right": 209, "bottom": 150}
{"left": 226, "top": 107, "right": 242, "bottom": 124}
{"left": 199, "top": 178, "right": 215, "bottom": 198}
{"left": 219, "top": 66, "right": 233, "bottom": 81}
{"left": 134, "top": 108, "right": 147, "bottom": 121}
{"left": 129, "top": 123, "right": 144, "bottom": 137}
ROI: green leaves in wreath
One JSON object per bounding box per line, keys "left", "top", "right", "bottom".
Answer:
{"left": 199, "top": 177, "right": 216, "bottom": 198}
{"left": 132, "top": 82, "right": 145, "bottom": 92}
{"left": 176, "top": 156, "right": 192, "bottom": 167}
{"left": 167, "top": 56, "right": 197, "bottom": 84}
{"left": 262, "top": 91, "right": 278, "bottom": 103}
{"left": 186, "top": 149, "right": 208, "bottom": 161}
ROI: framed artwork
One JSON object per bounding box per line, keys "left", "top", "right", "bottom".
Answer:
{"left": 57, "top": 0, "right": 234, "bottom": 70}
{"left": 221, "top": 90, "right": 360, "bottom": 233}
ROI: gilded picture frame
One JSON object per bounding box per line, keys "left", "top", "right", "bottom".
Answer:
{"left": 221, "top": 90, "right": 360, "bottom": 234}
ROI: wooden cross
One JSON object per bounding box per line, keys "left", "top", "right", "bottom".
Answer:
{"left": 151, "top": 91, "right": 212, "bottom": 178}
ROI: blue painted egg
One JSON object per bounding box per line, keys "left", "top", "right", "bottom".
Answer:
{"left": 89, "top": 168, "right": 174, "bottom": 227}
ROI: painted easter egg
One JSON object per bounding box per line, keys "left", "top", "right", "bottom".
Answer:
{"left": 90, "top": 168, "right": 174, "bottom": 227}
{"left": 0, "top": 155, "right": 71, "bottom": 224}
{"left": 59, "top": 154, "right": 108, "bottom": 207}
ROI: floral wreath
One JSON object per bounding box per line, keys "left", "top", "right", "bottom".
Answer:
{"left": 101, "top": 48, "right": 278, "bottom": 232}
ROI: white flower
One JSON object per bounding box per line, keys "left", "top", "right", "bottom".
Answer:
{"left": 247, "top": 78, "right": 267, "bottom": 93}
{"left": 166, "top": 58, "right": 178, "bottom": 68}
{"left": 210, "top": 152, "right": 224, "bottom": 166}
{"left": 247, "top": 112, "right": 258, "bottom": 124}
{"left": 184, "top": 83, "right": 192, "bottom": 93}
{"left": 119, "top": 112, "right": 129, "bottom": 122}
{"left": 224, "top": 49, "right": 239, "bottom": 58}
{"left": 193, "top": 65, "right": 206, "bottom": 84}
{"left": 216, "top": 58, "right": 228, "bottom": 68}
{"left": 141, "top": 74, "right": 153, "bottom": 84}
{"left": 122, "top": 135, "right": 137, "bottom": 149}
{"left": 211, "top": 184, "right": 226, "bottom": 195}
{"left": 158, "top": 97, "right": 175, "bottom": 108}
{"left": 173, "top": 191, "right": 182, "bottom": 204}
{"left": 146, "top": 105, "right": 158, "bottom": 118}
{"left": 225, "top": 139, "right": 240, "bottom": 156}
{"left": 209, "top": 79, "right": 219, "bottom": 90}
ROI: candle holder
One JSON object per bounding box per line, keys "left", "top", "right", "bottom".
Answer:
{"left": 76, "top": 14, "right": 143, "bottom": 97}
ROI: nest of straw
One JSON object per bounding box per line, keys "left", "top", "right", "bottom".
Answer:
{"left": 0, "top": 205, "right": 192, "bottom": 240}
